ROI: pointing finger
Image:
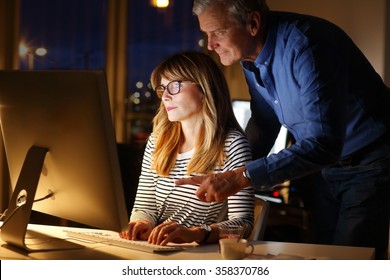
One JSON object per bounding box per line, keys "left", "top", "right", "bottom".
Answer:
{"left": 175, "top": 175, "right": 204, "bottom": 186}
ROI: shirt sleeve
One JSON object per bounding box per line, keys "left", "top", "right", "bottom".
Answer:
{"left": 129, "top": 137, "right": 159, "bottom": 226}
{"left": 215, "top": 131, "right": 255, "bottom": 238}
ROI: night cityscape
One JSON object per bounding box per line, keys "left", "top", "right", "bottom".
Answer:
{"left": 19, "top": 0, "right": 202, "bottom": 88}
{"left": 19, "top": 0, "right": 203, "bottom": 142}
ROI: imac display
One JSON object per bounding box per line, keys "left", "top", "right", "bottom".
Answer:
{"left": 231, "top": 99, "right": 288, "bottom": 155}
{"left": 232, "top": 99, "right": 251, "bottom": 130}
{"left": 231, "top": 99, "right": 288, "bottom": 204}
{"left": 0, "top": 70, "right": 129, "bottom": 251}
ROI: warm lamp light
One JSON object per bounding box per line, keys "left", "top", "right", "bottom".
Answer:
{"left": 151, "top": 0, "right": 169, "bottom": 8}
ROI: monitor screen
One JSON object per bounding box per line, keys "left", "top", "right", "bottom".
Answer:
{"left": 231, "top": 100, "right": 288, "bottom": 204}
{"left": 231, "top": 99, "right": 288, "bottom": 155}
{"left": 0, "top": 70, "right": 129, "bottom": 250}
{"left": 232, "top": 99, "right": 251, "bottom": 130}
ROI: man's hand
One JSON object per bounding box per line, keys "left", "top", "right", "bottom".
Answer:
{"left": 175, "top": 166, "right": 251, "bottom": 202}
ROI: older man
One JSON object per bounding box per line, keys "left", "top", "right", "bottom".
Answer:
{"left": 176, "top": 0, "right": 390, "bottom": 259}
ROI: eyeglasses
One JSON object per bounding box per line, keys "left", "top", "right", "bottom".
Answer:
{"left": 154, "top": 80, "right": 197, "bottom": 98}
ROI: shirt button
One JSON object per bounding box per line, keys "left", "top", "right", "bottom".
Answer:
{"left": 274, "top": 100, "right": 279, "bottom": 105}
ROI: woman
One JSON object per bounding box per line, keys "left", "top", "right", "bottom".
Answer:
{"left": 121, "top": 51, "right": 254, "bottom": 246}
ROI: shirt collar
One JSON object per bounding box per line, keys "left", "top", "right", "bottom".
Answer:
{"left": 242, "top": 12, "right": 277, "bottom": 70}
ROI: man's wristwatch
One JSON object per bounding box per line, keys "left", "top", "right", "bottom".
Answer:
{"left": 199, "top": 224, "right": 212, "bottom": 244}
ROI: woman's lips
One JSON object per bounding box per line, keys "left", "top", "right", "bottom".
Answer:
{"left": 166, "top": 106, "right": 175, "bottom": 111}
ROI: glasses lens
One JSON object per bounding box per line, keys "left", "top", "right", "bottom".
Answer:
{"left": 155, "top": 85, "right": 165, "bottom": 98}
{"left": 167, "top": 81, "right": 181, "bottom": 95}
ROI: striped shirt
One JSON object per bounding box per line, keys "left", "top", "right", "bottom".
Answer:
{"left": 130, "top": 130, "right": 255, "bottom": 234}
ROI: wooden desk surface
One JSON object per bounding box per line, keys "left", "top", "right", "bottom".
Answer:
{"left": 0, "top": 223, "right": 375, "bottom": 260}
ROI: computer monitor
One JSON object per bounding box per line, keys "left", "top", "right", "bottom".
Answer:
{"left": 232, "top": 99, "right": 251, "bottom": 130}
{"left": 231, "top": 99, "right": 288, "bottom": 204}
{"left": 231, "top": 99, "right": 288, "bottom": 155}
{"left": 0, "top": 70, "right": 129, "bottom": 251}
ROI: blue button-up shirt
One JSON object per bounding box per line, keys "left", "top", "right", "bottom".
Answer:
{"left": 243, "top": 12, "right": 390, "bottom": 189}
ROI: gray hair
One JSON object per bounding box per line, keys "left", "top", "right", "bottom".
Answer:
{"left": 192, "top": 0, "right": 269, "bottom": 26}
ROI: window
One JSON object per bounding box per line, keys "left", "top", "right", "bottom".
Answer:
{"left": 18, "top": 0, "right": 203, "bottom": 144}
{"left": 19, "top": 0, "right": 107, "bottom": 70}
{"left": 126, "top": 0, "right": 203, "bottom": 144}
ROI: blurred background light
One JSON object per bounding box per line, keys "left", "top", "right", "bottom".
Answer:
{"left": 150, "top": 0, "right": 169, "bottom": 8}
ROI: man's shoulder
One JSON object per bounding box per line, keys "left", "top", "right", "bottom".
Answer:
{"left": 270, "top": 11, "right": 341, "bottom": 32}
{"left": 271, "top": 11, "right": 330, "bottom": 24}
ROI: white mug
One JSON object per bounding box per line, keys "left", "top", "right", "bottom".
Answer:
{"left": 219, "top": 238, "right": 254, "bottom": 260}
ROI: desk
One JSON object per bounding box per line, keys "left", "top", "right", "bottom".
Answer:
{"left": 0, "top": 223, "right": 375, "bottom": 260}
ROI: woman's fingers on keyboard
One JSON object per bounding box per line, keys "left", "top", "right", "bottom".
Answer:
{"left": 148, "top": 221, "right": 175, "bottom": 245}
{"left": 124, "top": 220, "right": 153, "bottom": 240}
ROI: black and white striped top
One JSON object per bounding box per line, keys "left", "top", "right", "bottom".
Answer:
{"left": 130, "top": 130, "right": 254, "bottom": 232}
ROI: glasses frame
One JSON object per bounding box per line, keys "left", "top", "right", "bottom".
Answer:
{"left": 155, "top": 80, "right": 197, "bottom": 98}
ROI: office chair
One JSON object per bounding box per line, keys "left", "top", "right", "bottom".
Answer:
{"left": 249, "top": 195, "right": 270, "bottom": 241}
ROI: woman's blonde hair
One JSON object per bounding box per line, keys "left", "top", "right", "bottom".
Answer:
{"left": 150, "top": 51, "right": 243, "bottom": 176}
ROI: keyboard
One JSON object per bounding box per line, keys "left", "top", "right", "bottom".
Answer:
{"left": 65, "top": 230, "right": 184, "bottom": 253}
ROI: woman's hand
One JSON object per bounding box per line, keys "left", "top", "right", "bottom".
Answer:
{"left": 148, "top": 221, "right": 203, "bottom": 246}
{"left": 119, "top": 219, "right": 153, "bottom": 241}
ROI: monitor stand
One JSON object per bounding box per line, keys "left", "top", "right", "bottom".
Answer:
{"left": 1, "top": 146, "right": 84, "bottom": 251}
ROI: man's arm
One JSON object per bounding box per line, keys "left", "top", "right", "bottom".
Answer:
{"left": 175, "top": 166, "right": 251, "bottom": 202}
